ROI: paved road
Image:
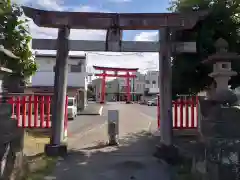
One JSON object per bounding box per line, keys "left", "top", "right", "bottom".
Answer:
{"left": 46, "top": 102, "right": 172, "bottom": 180}
{"left": 68, "top": 113, "right": 106, "bottom": 136}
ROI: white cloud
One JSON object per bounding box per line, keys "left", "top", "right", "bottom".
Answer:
{"left": 20, "top": 0, "right": 108, "bottom": 40}
{"left": 29, "top": 19, "right": 106, "bottom": 40}
{"left": 35, "top": 0, "right": 63, "bottom": 11}
{"left": 13, "top": 0, "right": 64, "bottom": 10}
{"left": 134, "top": 31, "right": 158, "bottom": 41}
{"left": 86, "top": 52, "right": 158, "bottom": 72}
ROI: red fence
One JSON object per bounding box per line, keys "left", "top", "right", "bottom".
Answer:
{"left": 157, "top": 96, "right": 198, "bottom": 129}
{"left": 2, "top": 94, "right": 68, "bottom": 129}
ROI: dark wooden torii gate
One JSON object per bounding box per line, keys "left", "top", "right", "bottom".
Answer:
{"left": 93, "top": 66, "right": 138, "bottom": 104}
{"left": 22, "top": 6, "right": 207, "bottom": 157}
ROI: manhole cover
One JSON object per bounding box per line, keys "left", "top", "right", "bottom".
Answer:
{"left": 114, "top": 161, "right": 145, "bottom": 170}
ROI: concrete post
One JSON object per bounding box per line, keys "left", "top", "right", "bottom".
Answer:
{"left": 45, "top": 26, "right": 70, "bottom": 156}
{"left": 107, "top": 110, "right": 119, "bottom": 146}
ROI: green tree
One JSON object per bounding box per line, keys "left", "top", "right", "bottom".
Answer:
{"left": 169, "top": 0, "right": 240, "bottom": 98}
{"left": 0, "top": 0, "right": 37, "bottom": 89}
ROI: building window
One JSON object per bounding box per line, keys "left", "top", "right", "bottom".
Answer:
{"left": 152, "top": 80, "right": 156, "bottom": 84}
{"left": 70, "top": 65, "right": 82, "bottom": 72}
{"left": 145, "top": 80, "right": 150, "bottom": 84}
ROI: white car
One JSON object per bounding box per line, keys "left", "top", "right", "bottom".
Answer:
{"left": 67, "top": 97, "right": 77, "bottom": 120}
{"left": 147, "top": 98, "right": 158, "bottom": 106}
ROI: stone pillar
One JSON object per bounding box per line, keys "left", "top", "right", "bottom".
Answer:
{"left": 154, "top": 28, "right": 179, "bottom": 165}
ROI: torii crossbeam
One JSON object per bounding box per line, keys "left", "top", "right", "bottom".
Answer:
{"left": 22, "top": 6, "right": 208, "bottom": 157}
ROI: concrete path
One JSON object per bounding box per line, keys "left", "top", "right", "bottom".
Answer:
{"left": 45, "top": 102, "right": 171, "bottom": 180}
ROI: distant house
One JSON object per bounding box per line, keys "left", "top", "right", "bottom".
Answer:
{"left": 144, "top": 70, "right": 159, "bottom": 96}
{"left": 28, "top": 53, "right": 88, "bottom": 110}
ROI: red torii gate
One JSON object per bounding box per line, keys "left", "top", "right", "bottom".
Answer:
{"left": 93, "top": 66, "right": 138, "bottom": 104}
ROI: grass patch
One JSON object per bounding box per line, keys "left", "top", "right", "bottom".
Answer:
{"left": 23, "top": 132, "right": 57, "bottom": 180}
{"left": 25, "top": 155, "right": 57, "bottom": 180}
{"left": 24, "top": 131, "right": 50, "bottom": 156}
{"left": 175, "top": 158, "right": 194, "bottom": 180}
{"left": 176, "top": 164, "right": 193, "bottom": 180}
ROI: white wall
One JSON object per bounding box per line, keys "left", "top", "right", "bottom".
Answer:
{"left": 32, "top": 56, "right": 87, "bottom": 88}
{"left": 134, "top": 72, "right": 145, "bottom": 94}
{"left": 144, "top": 71, "right": 159, "bottom": 93}
{"left": 32, "top": 72, "right": 86, "bottom": 87}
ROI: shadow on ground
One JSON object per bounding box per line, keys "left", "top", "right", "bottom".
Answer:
{"left": 46, "top": 131, "right": 172, "bottom": 180}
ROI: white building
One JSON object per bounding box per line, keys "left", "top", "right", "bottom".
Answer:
{"left": 144, "top": 70, "right": 159, "bottom": 94}
{"left": 30, "top": 53, "right": 88, "bottom": 110}
{"left": 133, "top": 72, "right": 145, "bottom": 95}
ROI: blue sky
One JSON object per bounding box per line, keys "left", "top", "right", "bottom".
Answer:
{"left": 65, "top": 0, "right": 169, "bottom": 12}
{"left": 17, "top": 0, "right": 172, "bottom": 72}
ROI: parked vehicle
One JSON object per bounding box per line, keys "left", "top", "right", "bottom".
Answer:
{"left": 147, "top": 98, "right": 158, "bottom": 106}
{"left": 67, "top": 97, "right": 77, "bottom": 120}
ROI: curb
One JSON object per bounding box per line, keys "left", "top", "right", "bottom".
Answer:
{"left": 98, "top": 106, "right": 103, "bottom": 115}
{"left": 77, "top": 106, "right": 103, "bottom": 116}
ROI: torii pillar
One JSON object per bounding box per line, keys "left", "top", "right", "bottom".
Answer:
{"left": 100, "top": 71, "right": 106, "bottom": 104}
{"left": 126, "top": 72, "right": 131, "bottom": 103}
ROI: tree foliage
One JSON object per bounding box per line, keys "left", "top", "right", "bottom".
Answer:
{"left": 169, "top": 0, "right": 240, "bottom": 97}
{"left": 0, "top": 0, "right": 37, "bottom": 83}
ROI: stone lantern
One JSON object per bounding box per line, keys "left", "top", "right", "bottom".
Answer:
{"left": 197, "top": 39, "right": 240, "bottom": 180}
{"left": 203, "top": 38, "right": 238, "bottom": 93}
